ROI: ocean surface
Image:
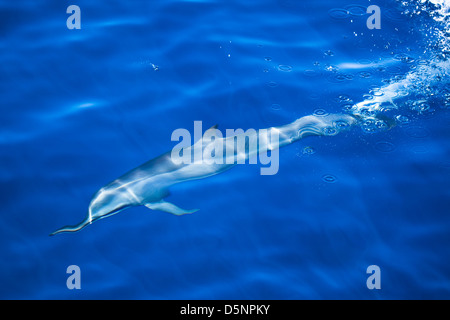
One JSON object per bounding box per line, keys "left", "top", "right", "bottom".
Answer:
{"left": 1, "top": 0, "right": 449, "bottom": 299}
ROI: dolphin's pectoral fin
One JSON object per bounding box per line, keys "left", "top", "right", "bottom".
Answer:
{"left": 145, "top": 200, "right": 199, "bottom": 216}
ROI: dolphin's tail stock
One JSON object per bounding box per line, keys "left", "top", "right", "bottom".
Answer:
{"left": 49, "top": 217, "right": 91, "bottom": 236}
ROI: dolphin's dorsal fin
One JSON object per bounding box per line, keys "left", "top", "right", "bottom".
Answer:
{"left": 145, "top": 200, "right": 199, "bottom": 216}
{"left": 188, "top": 124, "right": 220, "bottom": 150}
{"left": 203, "top": 124, "right": 219, "bottom": 136}
{"left": 190, "top": 124, "right": 220, "bottom": 149}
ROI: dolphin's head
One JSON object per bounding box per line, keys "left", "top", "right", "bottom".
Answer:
{"left": 88, "top": 186, "right": 135, "bottom": 224}
{"left": 49, "top": 185, "right": 135, "bottom": 236}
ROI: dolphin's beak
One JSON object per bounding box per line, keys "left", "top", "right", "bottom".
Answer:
{"left": 49, "top": 217, "right": 91, "bottom": 236}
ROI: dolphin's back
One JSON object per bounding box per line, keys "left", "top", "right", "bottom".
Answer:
{"left": 117, "top": 151, "right": 182, "bottom": 182}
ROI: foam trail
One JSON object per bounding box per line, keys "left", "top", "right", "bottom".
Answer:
{"left": 342, "top": 0, "right": 449, "bottom": 126}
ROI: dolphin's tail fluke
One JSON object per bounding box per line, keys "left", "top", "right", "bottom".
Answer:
{"left": 49, "top": 218, "right": 90, "bottom": 236}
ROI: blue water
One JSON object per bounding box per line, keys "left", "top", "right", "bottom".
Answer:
{"left": 1, "top": 0, "right": 449, "bottom": 299}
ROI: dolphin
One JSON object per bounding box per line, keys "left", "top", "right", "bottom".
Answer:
{"left": 50, "top": 113, "right": 358, "bottom": 235}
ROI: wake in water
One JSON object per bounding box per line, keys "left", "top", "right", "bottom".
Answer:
{"left": 342, "top": 0, "right": 450, "bottom": 132}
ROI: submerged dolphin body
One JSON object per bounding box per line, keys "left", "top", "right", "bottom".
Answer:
{"left": 50, "top": 113, "right": 358, "bottom": 235}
